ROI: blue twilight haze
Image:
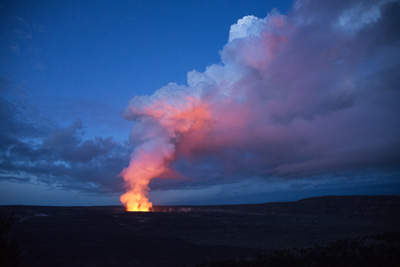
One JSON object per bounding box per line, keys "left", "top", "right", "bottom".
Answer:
{"left": 0, "top": 0, "right": 399, "bottom": 206}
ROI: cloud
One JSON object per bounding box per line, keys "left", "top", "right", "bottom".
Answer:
{"left": 121, "top": 0, "right": 400, "bottom": 202}
{"left": 228, "top": 15, "right": 266, "bottom": 42}
{"left": 0, "top": 85, "right": 131, "bottom": 194}
{"left": 2, "top": 0, "right": 399, "bottom": 205}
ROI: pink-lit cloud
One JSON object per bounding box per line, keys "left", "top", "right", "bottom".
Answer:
{"left": 120, "top": 0, "right": 400, "bottom": 209}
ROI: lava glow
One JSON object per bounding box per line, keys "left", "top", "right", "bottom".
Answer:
{"left": 120, "top": 192, "right": 152, "bottom": 212}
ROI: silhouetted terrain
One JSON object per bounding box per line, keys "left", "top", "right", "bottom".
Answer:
{"left": 200, "top": 231, "right": 400, "bottom": 266}
{"left": 1, "top": 196, "right": 399, "bottom": 266}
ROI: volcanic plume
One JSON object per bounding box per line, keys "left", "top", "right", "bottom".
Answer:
{"left": 120, "top": 88, "right": 211, "bottom": 211}
{"left": 120, "top": 0, "right": 400, "bottom": 211}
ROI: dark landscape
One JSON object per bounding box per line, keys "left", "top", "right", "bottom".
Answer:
{"left": 2, "top": 0, "right": 400, "bottom": 266}
{"left": 1, "top": 195, "right": 400, "bottom": 266}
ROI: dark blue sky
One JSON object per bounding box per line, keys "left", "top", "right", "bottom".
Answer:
{"left": 1, "top": 0, "right": 292, "bottom": 141}
{"left": 1, "top": 0, "right": 399, "bottom": 206}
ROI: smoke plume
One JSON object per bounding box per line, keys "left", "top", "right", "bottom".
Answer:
{"left": 120, "top": 0, "right": 400, "bottom": 211}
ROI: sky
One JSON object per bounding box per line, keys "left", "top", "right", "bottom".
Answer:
{"left": 1, "top": 0, "right": 399, "bottom": 207}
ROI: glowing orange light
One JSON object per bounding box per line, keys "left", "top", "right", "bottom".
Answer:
{"left": 120, "top": 191, "right": 152, "bottom": 212}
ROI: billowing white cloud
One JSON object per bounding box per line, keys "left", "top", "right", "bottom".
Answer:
{"left": 120, "top": 0, "right": 400, "bottom": 209}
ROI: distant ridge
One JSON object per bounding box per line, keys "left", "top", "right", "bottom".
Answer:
{"left": 2, "top": 195, "right": 400, "bottom": 214}
{"left": 151, "top": 195, "right": 400, "bottom": 213}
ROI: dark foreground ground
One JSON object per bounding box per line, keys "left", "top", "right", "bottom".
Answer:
{"left": 1, "top": 195, "right": 400, "bottom": 266}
